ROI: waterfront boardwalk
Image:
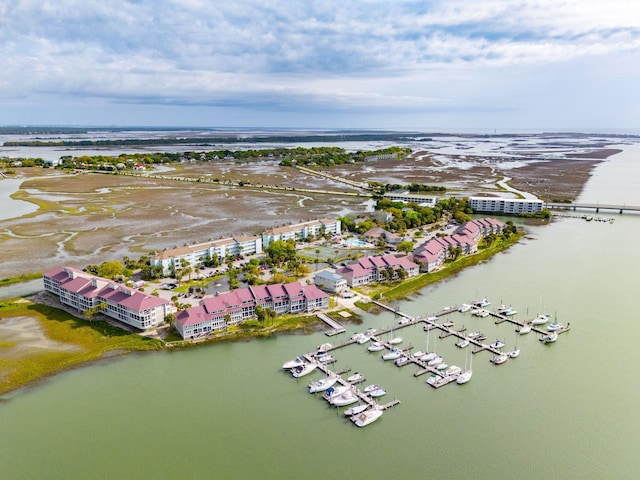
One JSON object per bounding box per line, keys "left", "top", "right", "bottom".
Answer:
{"left": 316, "top": 313, "right": 346, "bottom": 336}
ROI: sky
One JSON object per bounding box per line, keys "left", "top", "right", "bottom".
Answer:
{"left": 1, "top": 0, "right": 639, "bottom": 131}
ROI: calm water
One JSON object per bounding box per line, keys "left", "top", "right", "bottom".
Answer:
{"left": 1, "top": 147, "right": 640, "bottom": 479}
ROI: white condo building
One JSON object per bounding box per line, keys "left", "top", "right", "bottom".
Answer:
{"left": 262, "top": 218, "right": 341, "bottom": 247}
{"left": 383, "top": 192, "right": 438, "bottom": 206}
{"left": 468, "top": 196, "right": 544, "bottom": 214}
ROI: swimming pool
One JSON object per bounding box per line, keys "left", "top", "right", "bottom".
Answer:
{"left": 343, "top": 237, "right": 370, "bottom": 247}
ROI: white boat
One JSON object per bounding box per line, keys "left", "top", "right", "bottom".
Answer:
{"left": 531, "top": 314, "right": 550, "bottom": 325}
{"left": 394, "top": 356, "right": 411, "bottom": 367}
{"left": 547, "top": 322, "right": 563, "bottom": 331}
{"left": 356, "top": 335, "right": 371, "bottom": 344}
{"left": 420, "top": 352, "right": 436, "bottom": 362}
{"left": 428, "top": 355, "right": 443, "bottom": 367}
{"left": 317, "top": 354, "right": 335, "bottom": 364}
{"left": 467, "top": 331, "right": 483, "bottom": 340}
{"left": 308, "top": 375, "right": 338, "bottom": 393}
{"left": 382, "top": 349, "right": 401, "bottom": 361}
{"left": 351, "top": 332, "right": 366, "bottom": 342}
{"left": 457, "top": 352, "right": 473, "bottom": 384}
{"left": 344, "top": 403, "right": 368, "bottom": 417}
{"left": 518, "top": 323, "right": 532, "bottom": 335}
{"left": 436, "top": 362, "right": 448, "bottom": 371}
{"left": 458, "top": 303, "right": 471, "bottom": 313}
{"left": 455, "top": 339, "right": 469, "bottom": 348}
{"left": 490, "top": 339, "right": 505, "bottom": 349}
{"left": 492, "top": 354, "right": 509, "bottom": 365}
{"left": 474, "top": 298, "right": 490, "bottom": 307}
{"left": 368, "top": 387, "right": 386, "bottom": 398}
{"left": 291, "top": 362, "right": 318, "bottom": 378}
{"left": 347, "top": 372, "right": 365, "bottom": 384}
{"left": 413, "top": 350, "right": 426, "bottom": 358}
{"left": 332, "top": 390, "right": 359, "bottom": 407}
{"left": 282, "top": 356, "right": 306, "bottom": 370}
{"left": 445, "top": 365, "right": 462, "bottom": 376}
{"left": 367, "top": 341, "right": 385, "bottom": 352}
{"left": 363, "top": 384, "right": 380, "bottom": 393}
{"left": 388, "top": 337, "right": 403, "bottom": 345}
{"left": 475, "top": 309, "right": 490, "bottom": 318}
{"left": 322, "top": 385, "right": 349, "bottom": 402}
{"left": 509, "top": 348, "right": 520, "bottom": 358}
{"left": 540, "top": 331, "right": 558, "bottom": 344}
{"left": 352, "top": 406, "right": 383, "bottom": 427}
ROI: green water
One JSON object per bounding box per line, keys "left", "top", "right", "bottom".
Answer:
{"left": 2, "top": 147, "right": 640, "bottom": 479}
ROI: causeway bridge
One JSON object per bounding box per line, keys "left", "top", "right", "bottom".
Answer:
{"left": 547, "top": 202, "right": 640, "bottom": 214}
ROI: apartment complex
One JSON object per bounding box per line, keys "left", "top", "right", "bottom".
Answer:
{"left": 468, "top": 196, "right": 544, "bottom": 214}
{"left": 262, "top": 218, "right": 341, "bottom": 247}
{"left": 336, "top": 253, "right": 419, "bottom": 287}
{"left": 43, "top": 266, "right": 173, "bottom": 330}
{"left": 412, "top": 218, "right": 505, "bottom": 272}
{"left": 175, "top": 282, "right": 329, "bottom": 339}
{"left": 383, "top": 192, "right": 438, "bottom": 206}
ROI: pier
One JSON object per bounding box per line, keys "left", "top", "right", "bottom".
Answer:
{"left": 547, "top": 201, "right": 640, "bottom": 214}
{"left": 316, "top": 313, "right": 346, "bottom": 336}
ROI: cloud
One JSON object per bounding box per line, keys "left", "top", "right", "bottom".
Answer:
{"left": 0, "top": 0, "right": 639, "bottom": 128}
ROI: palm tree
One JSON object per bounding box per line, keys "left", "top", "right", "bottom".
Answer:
{"left": 315, "top": 249, "right": 321, "bottom": 271}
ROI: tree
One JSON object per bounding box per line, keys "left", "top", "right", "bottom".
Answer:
{"left": 397, "top": 268, "right": 408, "bottom": 281}
{"left": 266, "top": 239, "right": 297, "bottom": 264}
{"left": 97, "top": 260, "right": 124, "bottom": 279}
{"left": 164, "top": 313, "right": 176, "bottom": 325}
{"left": 396, "top": 240, "right": 414, "bottom": 254}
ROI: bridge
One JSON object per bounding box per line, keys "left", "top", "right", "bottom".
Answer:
{"left": 546, "top": 202, "right": 640, "bottom": 214}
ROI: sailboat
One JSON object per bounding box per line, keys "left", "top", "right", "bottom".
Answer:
{"left": 388, "top": 324, "right": 402, "bottom": 345}
{"left": 509, "top": 334, "right": 520, "bottom": 358}
{"left": 518, "top": 308, "right": 532, "bottom": 334}
{"left": 457, "top": 351, "right": 473, "bottom": 384}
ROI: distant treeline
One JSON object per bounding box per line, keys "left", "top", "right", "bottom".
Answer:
{"left": 3, "top": 133, "right": 425, "bottom": 147}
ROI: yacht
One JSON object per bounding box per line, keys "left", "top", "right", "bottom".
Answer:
{"left": 531, "top": 314, "right": 551, "bottom": 325}
{"left": 474, "top": 298, "right": 490, "bottom": 308}
{"left": 363, "top": 384, "right": 381, "bottom": 393}
{"left": 368, "top": 387, "right": 386, "bottom": 398}
{"left": 388, "top": 337, "right": 403, "bottom": 345}
{"left": 382, "top": 349, "right": 401, "bottom": 361}
{"left": 282, "top": 356, "right": 306, "bottom": 370}
{"left": 352, "top": 406, "right": 383, "bottom": 427}
{"left": 291, "top": 362, "right": 318, "bottom": 378}
{"left": 540, "top": 331, "right": 558, "bottom": 344}
{"left": 455, "top": 339, "right": 470, "bottom": 348}
{"left": 308, "top": 375, "right": 338, "bottom": 393}
{"left": 344, "top": 403, "right": 368, "bottom": 417}
{"left": 458, "top": 303, "right": 471, "bottom": 313}
{"left": 492, "top": 354, "right": 509, "bottom": 365}
{"left": 367, "top": 341, "right": 385, "bottom": 352}
{"left": 457, "top": 369, "right": 473, "bottom": 384}
{"left": 428, "top": 355, "right": 444, "bottom": 367}
{"left": 490, "top": 339, "right": 506, "bottom": 349}
{"left": 420, "top": 352, "right": 437, "bottom": 362}
{"left": 518, "top": 323, "right": 532, "bottom": 335}
{"left": 322, "top": 385, "right": 349, "bottom": 402}
{"left": 347, "top": 372, "right": 365, "bottom": 384}
{"left": 331, "top": 390, "right": 359, "bottom": 407}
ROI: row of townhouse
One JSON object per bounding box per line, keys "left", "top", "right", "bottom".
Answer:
{"left": 412, "top": 218, "right": 505, "bottom": 272}
{"left": 261, "top": 218, "right": 341, "bottom": 247}
{"left": 175, "top": 282, "right": 329, "bottom": 339}
{"left": 151, "top": 234, "right": 263, "bottom": 276}
{"left": 468, "top": 196, "right": 544, "bottom": 214}
{"left": 43, "top": 266, "right": 173, "bottom": 331}
{"left": 335, "top": 254, "right": 420, "bottom": 287}
{"left": 150, "top": 218, "right": 342, "bottom": 275}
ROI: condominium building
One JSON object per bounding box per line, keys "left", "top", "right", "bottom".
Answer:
{"left": 383, "top": 192, "right": 438, "bottom": 206}
{"left": 174, "top": 282, "right": 329, "bottom": 339}
{"left": 468, "top": 196, "right": 544, "bottom": 214}
{"left": 262, "top": 218, "right": 341, "bottom": 247}
{"left": 43, "top": 266, "right": 173, "bottom": 330}
{"left": 336, "top": 253, "right": 419, "bottom": 287}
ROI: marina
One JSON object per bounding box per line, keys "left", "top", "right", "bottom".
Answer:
{"left": 285, "top": 298, "right": 570, "bottom": 420}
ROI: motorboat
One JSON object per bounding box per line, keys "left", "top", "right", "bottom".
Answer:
{"left": 502, "top": 308, "right": 518, "bottom": 316}
{"left": 291, "top": 362, "right": 318, "bottom": 378}
{"left": 344, "top": 403, "right": 368, "bottom": 417}
{"left": 317, "top": 354, "right": 335, "bottom": 364}
{"left": 352, "top": 406, "right": 383, "bottom": 427}
{"left": 347, "top": 372, "right": 365, "bottom": 384}
{"left": 492, "top": 354, "right": 509, "bottom": 365}
{"left": 436, "top": 363, "right": 448, "bottom": 371}
{"left": 367, "top": 341, "right": 385, "bottom": 352}
{"left": 531, "top": 314, "right": 550, "bottom": 325}
{"left": 363, "top": 384, "right": 381, "bottom": 394}
{"left": 395, "top": 356, "right": 411, "bottom": 367}
{"left": 474, "top": 298, "right": 490, "bottom": 307}
{"left": 457, "top": 369, "right": 473, "bottom": 384}
{"left": 351, "top": 333, "right": 367, "bottom": 343}
{"left": 445, "top": 365, "right": 462, "bottom": 376}
{"left": 428, "top": 355, "right": 443, "bottom": 367}
{"left": 322, "top": 385, "right": 349, "bottom": 402}
{"left": 458, "top": 303, "right": 471, "bottom": 313}
{"left": 412, "top": 350, "right": 426, "bottom": 358}
{"left": 368, "top": 387, "right": 386, "bottom": 398}
{"left": 308, "top": 375, "right": 338, "bottom": 393}
{"left": 490, "top": 339, "right": 505, "bottom": 349}
{"left": 331, "top": 390, "right": 359, "bottom": 407}
{"left": 382, "top": 349, "right": 401, "bottom": 361}
{"left": 540, "top": 332, "right": 558, "bottom": 344}
{"left": 518, "top": 323, "right": 532, "bottom": 335}
{"left": 467, "top": 331, "right": 483, "bottom": 340}
{"left": 420, "top": 352, "right": 437, "bottom": 362}
{"left": 509, "top": 348, "right": 520, "bottom": 358}
{"left": 455, "top": 339, "right": 469, "bottom": 348}
{"left": 426, "top": 374, "right": 440, "bottom": 386}
{"left": 547, "top": 322, "right": 563, "bottom": 332}
{"left": 388, "top": 337, "right": 403, "bottom": 345}
{"left": 282, "top": 356, "right": 306, "bottom": 370}
{"left": 475, "top": 309, "right": 490, "bottom": 318}
{"left": 356, "top": 335, "right": 371, "bottom": 345}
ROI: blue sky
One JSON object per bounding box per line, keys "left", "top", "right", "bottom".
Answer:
{"left": 1, "top": 0, "right": 639, "bottom": 131}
